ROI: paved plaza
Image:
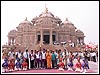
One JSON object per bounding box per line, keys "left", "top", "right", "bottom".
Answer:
{"left": 88, "top": 61, "right": 98, "bottom": 73}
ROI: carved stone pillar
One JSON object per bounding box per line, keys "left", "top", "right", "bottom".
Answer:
{"left": 40, "top": 29, "right": 43, "bottom": 45}
{"left": 67, "top": 35, "right": 70, "bottom": 42}
{"left": 8, "top": 37, "right": 11, "bottom": 45}
{"left": 50, "top": 29, "right": 53, "bottom": 45}
{"left": 56, "top": 31, "right": 58, "bottom": 42}
{"left": 12, "top": 38, "right": 14, "bottom": 45}
{"left": 34, "top": 31, "right": 37, "bottom": 45}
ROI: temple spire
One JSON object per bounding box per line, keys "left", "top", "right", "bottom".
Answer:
{"left": 66, "top": 18, "right": 68, "bottom": 21}
{"left": 45, "top": 4, "right": 48, "bottom": 13}
{"left": 25, "top": 17, "right": 27, "bottom": 21}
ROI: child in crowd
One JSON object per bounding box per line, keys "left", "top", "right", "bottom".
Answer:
{"left": 75, "top": 57, "right": 82, "bottom": 72}
{"left": 81, "top": 58, "right": 89, "bottom": 73}
{"left": 58, "top": 58, "right": 64, "bottom": 71}
{"left": 19, "top": 53, "right": 24, "bottom": 69}
{"left": 2, "top": 58, "right": 8, "bottom": 72}
{"left": 22, "top": 58, "right": 28, "bottom": 70}
{"left": 8, "top": 58, "right": 15, "bottom": 72}
{"left": 68, "top": 58, "right": 74, "bottom": 71}
{"left": 15, "top": 58, "right": 21, "bottom": 71}
{"left": 67, "top": 52, "right": 74, "bottom": 71}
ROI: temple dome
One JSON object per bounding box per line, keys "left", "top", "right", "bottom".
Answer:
{"left": 63, "top": 18, "right": 72, "bottom": 24}
{"left": 76, "top": 29, "right": 85, "bottom": 37}
{"left": 18, "top": 17, "right": 32, "bottom": 29}
{"left": 39, "top": 7, "right": 54, "bottom": 17}
{"left": 39, "top": 12, "right": 54, "bottom": 17}
{"left": 32, "top": 16, "right": 39, "bottom": 20}
{"left": 55, "top": 16, "right": 60, "bottom": 20}
{"left": 8, "top": 29, "right": 17, "bottom": 35}
{"left": 19, "top": 17, "right": 31, "bottom": 25}
{"left": 76, "top": 29, "right": 83, "bottom": 33}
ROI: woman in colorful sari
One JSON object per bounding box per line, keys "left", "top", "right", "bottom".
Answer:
{"left": 46, "top": 49, "right": 52, "bottom": 69}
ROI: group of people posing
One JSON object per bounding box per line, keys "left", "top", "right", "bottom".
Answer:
{"left": 2, "top": 48, "right": 90, "bottom": 73}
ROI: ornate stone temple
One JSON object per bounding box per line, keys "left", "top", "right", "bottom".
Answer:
{"left": 5, "top": 7, "right": 85, "bottom": 52}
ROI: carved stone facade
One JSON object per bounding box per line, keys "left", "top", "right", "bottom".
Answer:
{"left": 7, "top": 7, "right": 85, "bottom": 50}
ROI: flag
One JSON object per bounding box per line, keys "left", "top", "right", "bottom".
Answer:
{"left": 86, "top": 42, "right": 96, "bottom": 49}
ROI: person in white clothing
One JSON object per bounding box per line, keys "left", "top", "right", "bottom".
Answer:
{"left": 8, "top": 50, "right": 14, "bottom": 59}
{"left": 35, "top": 50, "right": 40, "bottom": 69}
{"left": 42, "top": 49, "right": 46, "bottom": 69}
{"left": 17, "top": 50, "right": 22, "bottom": 59}
{"left": 15, "top": 50, "right": 22, "bottom": 64}
{"left": 23, "top": 49, "right": 30, "bottom": 69}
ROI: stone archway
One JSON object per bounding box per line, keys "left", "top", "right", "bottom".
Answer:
{"left": 43, "top": 31, "right": 50, "bottom": 44}
{"left": 43, "top": 35, "right": 50, "bottom": 44}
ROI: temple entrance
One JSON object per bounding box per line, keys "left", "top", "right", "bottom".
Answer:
{"left": 37, "top": 35, "right": 40, "bottom": 44}
{"left": 52, "top": 35, "right": 56, "bottom": 42}
{"left": 37, "top": 31, "right": 56, "bottom": 44}
{"left": 43, "top": 35, "right": 50, "bottom": 44}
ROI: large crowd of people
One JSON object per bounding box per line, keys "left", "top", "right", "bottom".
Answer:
{"left": 2, "top": 48, "right": 98, "bottom": 73}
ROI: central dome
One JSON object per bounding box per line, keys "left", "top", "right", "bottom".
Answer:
{"left": 39, "top": 7, "right": 54, "bottom": 17}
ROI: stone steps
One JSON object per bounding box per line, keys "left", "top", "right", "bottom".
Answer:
{"left": 34, "top": 44, "right": 64, "bottom": 51}
{"left": 8, "top": 44, "right": 80, "bottom": 53}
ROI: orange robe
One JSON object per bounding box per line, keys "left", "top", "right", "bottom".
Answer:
{"left": 46, "top": 52, "right": 52, "bottom": 68}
